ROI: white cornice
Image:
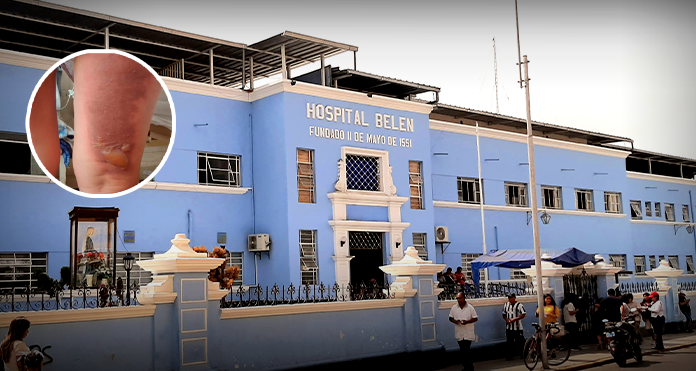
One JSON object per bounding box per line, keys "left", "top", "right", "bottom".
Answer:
{"left": 328, "top": 192, "right": 409, "bottom": 207}
{"left": 626, "top": 171, "right": 696, "bottom": 187}
{"left": 329, "top": 220, "right": 410, "bottom": 232}
{"left": 433, "top": 200, "right": 627, "bottom": 218}
{"left": 0, "top": 305, "right": 155, "bottom": 327}
{"left": 0, "top": 173, "right": 52, "bottom": 183}
{"left": 630, "top": 220, "right": 695, "bottom": 226}
{"left": 429, "top": 120, "right": 631, "bottom": 159}
{"left": 137, "top": 257, "right": 225, "bottom": 275}
{"left": 220, "top": 299, "right": 406, "bottom": 319}
{"left": 0, "top": 49, "right": 57, "bottom": 70}
{"left": 162, "top": 76, "right": 249, "bottom": 102}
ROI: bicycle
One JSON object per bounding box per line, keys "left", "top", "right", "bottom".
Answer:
{"left": 523, "top": 323, "right": 571, "bottom": 370}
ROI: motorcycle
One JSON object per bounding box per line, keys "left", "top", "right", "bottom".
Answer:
{"left": 603, "top": 308, "right": 642, "bottom": 367}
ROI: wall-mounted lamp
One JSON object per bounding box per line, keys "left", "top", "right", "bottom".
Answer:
{"left": 340, "top": 236, "right": 347, "bottom": 247}
{"left": 674, "top": 224, "right": 693, "bottom": 235}
{"left": 395, "top": 238, "right": 402, "bottom": 249}
{"left": 687, "top": 225, "right": 694, "bottom": 234}
{"left": 194, "top": 123, "right": 209, "bottom": 127}
{"left": 540, "top": 211, "right": 551, "bottom": 225}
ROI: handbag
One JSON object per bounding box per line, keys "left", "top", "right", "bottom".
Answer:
{"left": 550, "top": 324, "right": 566, "bottom": 338}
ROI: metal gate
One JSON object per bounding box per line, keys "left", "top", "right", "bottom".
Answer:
{"left": 562, "top": 273, "right": 599, "bottom": 332}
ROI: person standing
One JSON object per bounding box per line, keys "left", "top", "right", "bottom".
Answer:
{"left": 1, "top": 316, "right": 31, "bottom": 371}
{"left": 536, "top": 294, "right": 561, "bottom": 324}
{"left": 641, "top": 292, "right": 656, "bottom": 346}
{"left": 648, "top": 291, "right": 665, "bottom": 350}
{"left": 562, "top": 293, "right": 581, "bottom": 350}
{"left": 678, "top": 292, "right": 693, "bottom": 333}
{"left": 598, "top": 289, "right": 623, "bottom": 323}
{"left": 502, "top": 293, "right": 526, "bottom": 360}
{"left": 450, "top": 292, "right": 479, "bottom": 371}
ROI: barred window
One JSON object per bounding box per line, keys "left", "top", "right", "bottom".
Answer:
{"left": 649, "top": 255, "right": 657, "bottom": 270}
{"left": 297, "top": 149, "right": 315, "bottom": 203}
{"left": 510, "top": 268, "right": 527, "bottom": 280}
{"left": 687, "top": 256, "right": 695, "bottom": 274}
{"left": 603, "top": 192, "right": 622, "bottom": 214}
{"left": 655, "top": 202, "right": 662, "bottom": 218}
{"left": 665, "top": 203, "right": 675, "bottom": 222}
{"left": 609, "top": 254, "right": 626, "bottom": 270}
{"left": 412, "top": 233, "right": 427, "bottom": 260}
{"left": 576, "top": 189, "right": 594, "bottom": 211}
{"left": 629, "top": 200, "right": 641, "bottom": 219}
{"left": 409, "top": 161, "right": 424, "bottom": 209}
{"left": 461, "top": 253, "right": 485, "bottom": 280}
{"left": 634, "top": 256, "right": 646, "bottom": 275}
{"left": 198, "top": 152, "right": 241, "bottom": 187}
{"left": 542, "top": 186, "right": 562, "bottom": 209}
{"left": 645, "top": 201, "right": 652, "bottom": 217}
{"left": 683, "top": 205, "right": 691, "bottom": 222}
{"left": 346, "top": 154, "right": 380, "bottom": 191}
{"left": 0, "top": 252, "right": 48, "bottom": 290}
{"left": 458, "top": 178, "right": 482, "bottom": 204}
{"left": 299, "top": 230, "right": 318, "bottom": 285}
{"left": 505, "top": 182, "right": 528, "bottom": 207}
{"left": 0, "top": 136, "right": 44, "bottom": 176}
{"left": 115, "top": 251, "right": 154, "bottom": 287}
{"left": 227, "top": 251, "right": 243, "bottom": 286}
{"left": 668, "top": 255, "right": 680, "bottom": 269}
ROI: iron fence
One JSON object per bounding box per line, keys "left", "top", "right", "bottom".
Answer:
{"left": 618, "top": 281, "right": 659, "bottom": 295}
{"left": 437, "top": 282, "right": 535, "bottom": 301}
{"left": 0, "top": 283, "right": 140, "bottom": 312}
{"left": 220, "top": 281, "right": 394, "bottom": 308}
{"left": 679, "top": 282, "right": 696, "bottom": 292}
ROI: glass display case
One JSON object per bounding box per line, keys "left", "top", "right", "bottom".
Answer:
{"left": 69, "top": 207, "right": 119, "bottom": 288}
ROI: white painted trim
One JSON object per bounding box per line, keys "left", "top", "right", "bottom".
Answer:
{"left": 0, "top": 49, "right": 58, "bottom": 70}
{"left": 420, "top": 300, "right": 435, "bottom": 320}
{"left": 329, "top": 220, "right": 410, "bottom": 232}
{"left": 0, "top": 305, "right": 155, "bottom": 327}
{"left": 631, "top": 220, "right": 696, "bottom": 226}
{"left": 421, "top": 322, "right": 437, "bottom": 342}
{"left": 181, "top": 337, "right": 208, "bottom": 366}
{"left": 328, "top": 192, "right": 408, "bottom": 207}
{"left": 220, "top": 299, "right": 407, "bottom": 319}
{"left": 180, "top": 308, "right": 208, "bottom": 334}
{"left": 433, "top": 201, "right": 627, "bottom": 218}
{"left": 162, "top": 76, "right": 248, "bottom": 102}
{"left": 627, "top": 171, "right": 696, "bottom": 186}
{"left": 438, "top": 295, "right": 538, "bottom": 310}
{"left": 0, "top": 173, "right": 250, "bottom": 194}
{"left": 429, "top": 120, "right": 631, "bottom": 159}
{"left": 180, "top": 278, "right": 207, "bottom": 304}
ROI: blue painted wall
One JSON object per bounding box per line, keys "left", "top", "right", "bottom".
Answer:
{"left": 0, "top": 63, "right": 45, "bottom": 133}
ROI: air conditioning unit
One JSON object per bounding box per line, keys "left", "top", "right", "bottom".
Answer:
{"left": 435, "top": 226, "right": 449, "bottom": 243}
{"left": 248, "top": 234, "right": 271, "bottom": 252}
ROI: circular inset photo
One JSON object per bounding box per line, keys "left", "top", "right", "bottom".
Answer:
{"left": 26, "top": 49, "right": 176, "bottom": 197}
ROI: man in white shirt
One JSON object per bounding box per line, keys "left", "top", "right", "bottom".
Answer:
{"left": 450, "top": 292, "right": 478, "bottom": 371}
{"left": 648, "top": 291, "right": 665, "bottom": 350}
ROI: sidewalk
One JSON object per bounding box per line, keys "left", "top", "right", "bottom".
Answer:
{"left": 436, "top": 332, "right": 696, "bottom": 371}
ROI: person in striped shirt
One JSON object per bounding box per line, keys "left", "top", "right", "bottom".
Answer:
{"left": 502, "top": 293, "right": 527, "bottom": 361}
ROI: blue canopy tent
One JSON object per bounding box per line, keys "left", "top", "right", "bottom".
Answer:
{"left": 471, "top": 247, "right": 597, "bottom": 285}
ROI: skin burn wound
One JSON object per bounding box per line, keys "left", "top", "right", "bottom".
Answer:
{"left": 94, "top": 135, "right": 132, "bottom": 170}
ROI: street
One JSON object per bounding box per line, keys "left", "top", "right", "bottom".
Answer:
{"left": 583, "top": 346, "right": 696, "bottom": 370}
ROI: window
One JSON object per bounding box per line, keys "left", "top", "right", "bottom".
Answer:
{"left": 575, "top": 189, "right": 594, "bottom": 211}
{"left": 510, "top": 269, "right": 527, "bottom": 280}
{"left": 655, "top": 202, "right": 661, "bottom": 217}
{"left": 0, "top": 134, "right": 45, "bottom": 176}
{"left": 346, "top": 154, "right": 380, "bottom": 191}
{"left": 0, "top": 252, "right": 48, "bottom": 290}
{"left": 645, "top": 202, "right": 652, "bottom": 217}
{"left": 649, "top": 255, "right": 657, "bottom": 270}
{"left": 668, "top": 256, "right": 680, "bottom": 269}
{"left": 461, "top": 253, "right": 485, "bottom": 280}
{"left": 634, "top": 256, "right": 646, "bottom": 275}
{"left": 541, "top": 186, "right": 562, "bottom": 209}
{"left": 412, "top": 233, "right": 427, "bottom": 260}
{"left": 687, "top": 256, "right": 695, "bottom": 274}
{"left": 505, "top": 182, "right": 528, "bottom": 207}
{"left": 198, "top": 152, "right": 241, "bottom": 187}
{"left": 299, "top": 230, "right": 318, "bottom": 285}
{"left": 115, "top": 251, "right": 154, "bottom": 287}
{"left": 458, "top": 178, "right": 482, "bottom": 204}
{"left": 227, "top": 251, "right": 243, "bottom": 286}
{"left": 603, "top": 192, "right": 622, "bottom": 214}
{"left": 665, "top": 203, "right": 675, "bottom": 221}
{"left": 297, "top": 149, "right": 315, "bottom": 203}
{"left": 629, "top": 200, "right": 641, "bottom": 219}
{"left": 609, "top": 254, "right": 626, "bottom": 270}
{"left": 683, "top": 205, "right": 691, "bottom": 222}
{"left": 409, "top": 161, "right": 424, "bottom": 209}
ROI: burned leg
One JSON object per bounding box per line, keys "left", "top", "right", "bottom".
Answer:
{"left": 29, "top": 70, "right": 60, "bottom": 178}
{"left": 72, "top": 53, "right": 160, "bottom": 194}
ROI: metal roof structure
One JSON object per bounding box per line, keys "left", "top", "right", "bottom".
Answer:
{"left": 0, "top": 0, "right": 357, "bottom": 87}
{"left": 432, "top": 102, "right": 633, "bottom": 146}
{"left": 331, "top": 69, "right": 440, "bottom": 101}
